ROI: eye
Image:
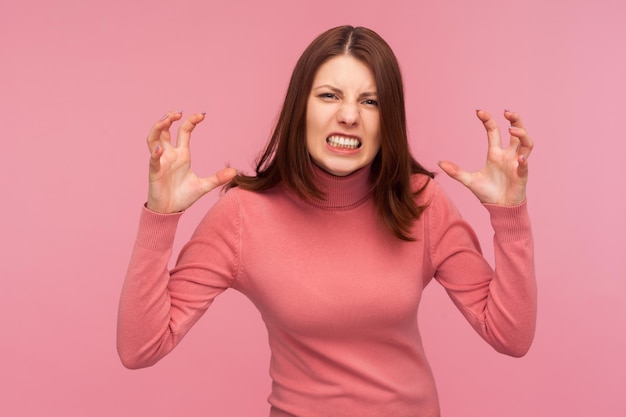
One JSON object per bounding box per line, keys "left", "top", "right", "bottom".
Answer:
{"left": 318, "top": 93, "right": 339, "bottom": 100}
{"left": 362, "top": 99, "right": 379, "bottom": 107}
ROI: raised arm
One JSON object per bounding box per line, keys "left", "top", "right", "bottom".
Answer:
{"left": 433, "top": 110, "right": 537, "bottom": 356}
{"left": 117, "top": 112, "right": 237, "bottom": 369}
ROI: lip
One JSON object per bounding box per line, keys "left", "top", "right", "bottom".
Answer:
{"left": 327, "top": 132, "right": 362, "bottom": 141}
{"left": 325, "top": 132, "right": 363, "bottom": 154}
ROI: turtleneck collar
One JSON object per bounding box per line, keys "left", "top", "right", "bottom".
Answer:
{"left": 307, "top": 162, "right": 375, "bottom": 210}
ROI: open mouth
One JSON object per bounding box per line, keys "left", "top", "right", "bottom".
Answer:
{"left": 326, "top": 135, "right": 362, "bottom": 150}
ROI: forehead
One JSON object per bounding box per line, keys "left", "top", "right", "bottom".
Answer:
{"left": 312, "top": 55, "right": 376, "bottom": 90}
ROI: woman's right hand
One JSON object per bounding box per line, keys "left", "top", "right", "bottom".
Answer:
{"left": 146, "top": 111, "right": 237, "bottom": 213}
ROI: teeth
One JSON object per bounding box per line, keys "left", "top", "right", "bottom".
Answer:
{"left": 327, "top": 135, "right": 361, "bottom": 149}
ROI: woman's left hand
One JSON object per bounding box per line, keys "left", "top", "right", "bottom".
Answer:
{"left": 438, "top": 110, "right": 533, "bottom": 206}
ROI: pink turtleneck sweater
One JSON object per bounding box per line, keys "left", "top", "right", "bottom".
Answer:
{"left": 117, "top": 165, "right": 536, "bottom": 417}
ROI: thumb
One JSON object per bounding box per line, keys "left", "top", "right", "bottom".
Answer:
{"left": 215, "top": 167, "right": 238, "bottom": 185}
{"left": 438, "top": 160, "right": 471, "bottom": 188}
{"left": 198, "top": 167, "right": 238, "bottom": 194}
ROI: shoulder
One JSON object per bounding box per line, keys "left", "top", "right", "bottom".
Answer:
{"left": 206, "top": 184, "right": 293, "bottom": 223}
{"left": 220, "top": 183, "right": 289, "bottom": 207}
{"left": 410, "top": 174, "right": 464, "bottom": 229}
{"left": 410, "top": 173, "right": 444, "bottom": 205}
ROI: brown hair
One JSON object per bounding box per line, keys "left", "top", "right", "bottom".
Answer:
{"left": 227, "top": 25, "right": 434, "bottom": 241}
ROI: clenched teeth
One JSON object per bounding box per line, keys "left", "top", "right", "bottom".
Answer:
{"left": 327, "top": 135, "right": 361, "bottom": 149}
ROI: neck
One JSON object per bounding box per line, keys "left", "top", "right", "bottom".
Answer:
{"left": 307, "top": 162, "right": 374, "bottom": 210}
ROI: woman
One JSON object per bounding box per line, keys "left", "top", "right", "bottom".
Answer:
{"left": 117, "top": 25, "right": 536, "bottom": 417}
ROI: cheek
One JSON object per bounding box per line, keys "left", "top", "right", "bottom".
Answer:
{"left": 306, "top": 104, "right": 325, "bottom": 129}
{"left": 368, "top": 117, "right": 382, "bottom": 149}
{"left": 305, "top": 102, "right": 319, "bottom": 134}
{"left": 305, "top": 106, "right": 327, "bottom": 144}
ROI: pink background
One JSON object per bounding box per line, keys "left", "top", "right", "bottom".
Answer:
{"left": 2, "top": 0, "right": 624, "bottom": 415}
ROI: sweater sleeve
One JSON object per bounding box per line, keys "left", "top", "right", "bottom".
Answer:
{"left": 117, "top": 192, "right": 240, "bottom": 369}
{"left": 428, "top": 184, "right": 537, "bottom": 357}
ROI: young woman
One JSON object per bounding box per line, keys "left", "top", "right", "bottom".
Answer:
{"left": 117, "top": 25, "right": 536, "bottom": 417}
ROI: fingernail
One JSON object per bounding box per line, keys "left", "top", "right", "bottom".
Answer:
{"left": 176, "top": 110, "right": 183, "bottom": 114}
{"left": 504, "top": 108, "right": 512, "bottom": 113}
{"left": 509, "top": 125, "right": 518, "bottom": 130}
{"left": 201, "top": 112, "right": 207, "bottom": 116}
{"left": 159, "top": 113, "right": 168, "bottom": 121}
{"left": 521, "top": 154, "right": 526, "bottom": 161}
{"left": 155, "top": 145, "right": 161, "bottom": 154}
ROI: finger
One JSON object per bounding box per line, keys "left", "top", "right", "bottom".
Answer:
{"left": 517, "top": 153, "right": 529, "bottom": 178}
{"left": 149, "top": 144, "right": 164, "bottom": 172}
{"left": 198, "top": 167, "right": 238, "bottom": 194}
{"left": 146, "top": 110, "right": 183, "bottom": 151}
{"left": 176, "top": 113, "right": 206, "bottom": 149}
{"left": 504, "top": 110, "right": 534, "bottom": 158}
{"left": 476, "top": 109, "right": 502, "bottom": 149}
{"left": 508, "top": 125, "right": 534, "bottom": 160}
{"left": 504, "top": 109, "right": 524, "bottom": 129}
{"left": 438, "top": 160, "right": 472, "bottom": 187}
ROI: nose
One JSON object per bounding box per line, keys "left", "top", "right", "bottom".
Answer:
{"left": 337, "top": 102, "right": 359, "bottom": 126}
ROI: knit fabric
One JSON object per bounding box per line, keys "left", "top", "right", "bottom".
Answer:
{"left": 117, "top": 164, "right": 536, "bottom": 417}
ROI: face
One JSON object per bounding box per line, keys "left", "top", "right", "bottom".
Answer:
{"left": 306, "top": 55, "right": 381, "bottom": 176}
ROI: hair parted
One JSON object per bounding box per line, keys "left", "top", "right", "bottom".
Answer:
{"left": 227, "top": 25, "right": 434, "bottom": 241}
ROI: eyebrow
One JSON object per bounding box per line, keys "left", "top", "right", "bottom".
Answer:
{"left": 313, "top": 85, "right": 378, "bottom": 98}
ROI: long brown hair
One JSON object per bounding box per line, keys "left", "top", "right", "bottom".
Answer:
{"left": 227, "top": 25, "right": 434, "bottom": 241}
